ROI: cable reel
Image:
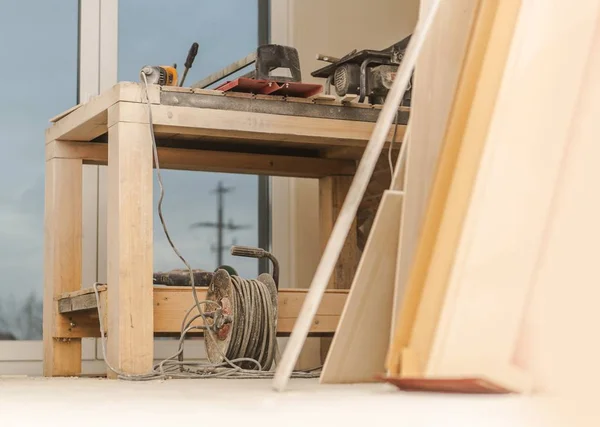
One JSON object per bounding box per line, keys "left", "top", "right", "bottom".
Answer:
{"left": 205, "top": 246, "right": 280, "bottom": 371}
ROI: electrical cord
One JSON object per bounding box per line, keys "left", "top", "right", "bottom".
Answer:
{"left": 91, "top": 74, "right": 321, "bottom": 380}
{"left": 388, "top": 97, "right": 405, "bottom": 183}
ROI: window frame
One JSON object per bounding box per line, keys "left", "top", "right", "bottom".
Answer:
{"left": 0, "top": 0, "right": 110, "bottom": 374}
{"left": 0, "top": 0, "right": 275, "bottom": 375}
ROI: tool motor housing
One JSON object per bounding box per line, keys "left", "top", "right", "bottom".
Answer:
{"left": 334, "top": 63, "right": 399, "bottom": 105}
{"left": 141, "top": 65, "right": 178, "bottom": 86}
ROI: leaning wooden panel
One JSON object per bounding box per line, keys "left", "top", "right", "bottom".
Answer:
{"left": 391, "top": 0, "right": 480, "bottom": 334}
{"left": 519, "top": 21, "right": 600, "bottom": 392}
{"left": 387, "top": 0, "right": 488, "bottom": 375}
{"left": 427, "top": 0, "right": 600, "bottom": 392}
{"left": 389, "top": 0, "right": 522, "bottom": 378}
{"left": 321, "top": 191, "right": 403, "bottom": 384}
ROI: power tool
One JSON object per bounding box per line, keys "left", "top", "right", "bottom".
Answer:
{"left": 140, "top": 42, "right": 199, "bottom": 87}
{"left": 311, "top": 35, "right": 413, "bottom": 105}
{"left": 140, "top": 65, "right": 178, "bottom": 86}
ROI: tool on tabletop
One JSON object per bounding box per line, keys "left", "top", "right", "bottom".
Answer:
{"left": 179, "top": 42, "right": 199, "bottom": 87}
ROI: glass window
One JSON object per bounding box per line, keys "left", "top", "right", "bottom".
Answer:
{"left": 0, "top": 1, "right": 78, "bottom": 340}
{"left": 118, "top": 0, "right": 262, "bottom": 279}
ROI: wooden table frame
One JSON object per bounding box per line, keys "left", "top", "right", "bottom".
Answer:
{"left": 43, "top": 82, "right": 406, "bottom": 377}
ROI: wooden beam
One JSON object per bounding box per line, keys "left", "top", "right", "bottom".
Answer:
{"left": 43, "top": 153, "right": 83, "bottom": 377}
{"left": 46, "top": 140, "right": 356, "bottom": 178}
{"left": 54, "top": 286, "right": 349, "bottom": 338}
{"left": 45, "top": 83, "right": 160, "bottom": 143}
{"left": 111, "top": 101, "right": 403, "bottom": 148}
{"left": 106, "top": 115, "right": 154, "bottom": 377}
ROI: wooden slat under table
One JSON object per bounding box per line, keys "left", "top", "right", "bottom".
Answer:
{"left": 54, "top": 285, "right": 348, "bottom": 338}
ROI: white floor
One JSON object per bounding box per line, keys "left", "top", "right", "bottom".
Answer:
{"left": 0, "top": 377, "right": 554, "bottom": 427}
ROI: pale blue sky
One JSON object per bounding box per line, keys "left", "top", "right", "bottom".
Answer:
{"left": 0, "top": 0, "right": 261, "bottom": 338}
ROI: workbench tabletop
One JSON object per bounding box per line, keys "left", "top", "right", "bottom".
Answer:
{"left": 45, "top": 82, "right": 408, "bottom": 161}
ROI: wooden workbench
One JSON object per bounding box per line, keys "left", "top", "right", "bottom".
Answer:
{"left": 43, "top": 82, "right": 408, "bottom": 377}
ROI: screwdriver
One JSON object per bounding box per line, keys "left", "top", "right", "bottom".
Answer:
{"left": 179, "top": 42, "right": 199, "bottom": 87}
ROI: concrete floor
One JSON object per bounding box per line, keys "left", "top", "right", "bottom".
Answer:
{"left": 0, "top": 377, "right": 551, "bottom": 427}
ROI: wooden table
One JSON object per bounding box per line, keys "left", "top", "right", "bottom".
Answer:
{"left": 43, "top": 82, "right": 408, "bottom": 377}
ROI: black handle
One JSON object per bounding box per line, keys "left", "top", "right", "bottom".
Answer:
{"left": 185, "top": 42, "right": 199, "bottom": 69}
{"left": 231, "top": 245, "right": 266, "bottom": 258}
{"left": 230, "top": 245, "right": 280, "bottom": 289}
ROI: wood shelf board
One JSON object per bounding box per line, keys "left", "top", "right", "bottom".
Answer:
{"left": 55, "top": 286, "right": 348, "bottom": 338}
{"left": 47, "top": 140, "right": 357, "bottom": 178}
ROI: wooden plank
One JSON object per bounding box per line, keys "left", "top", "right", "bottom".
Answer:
{"left": 273, "top": 2, "right": 442, "bottom": 392}
{"left": 390, "top": 0, "right": 480, "bottom": 341}
{"left": 519, "top": 19, "right": 600, "bottom": 393}
{"left": 55, "top": 284, "right": 107, "bottom": 300}
{"left": 112, "top": 101, "right": 403, "bottom": 148}
{"left": 311, "top": 94, "right": 337, "bottom": 103}
{"left": 321, "top": 191, "right": 403, "bottom": 384}
{"left": 386, "top": 0, "right": 513, "bottom": 376}
{"left": 411, "top": 0, "right": 521, "bottom": 377}
{"left": 57, "top": 293, "right": 95, "bottom": 313}
{"left": 43, "top": 154, "right": 83, "bottom": 376}
{"left": 49, "top": 103, "right": 83, "bottom": 123}
{"left": 184, "top": 85, "right": 407, "bottom": 111}
{"left": 424, "top": 0, "right": 600, "bottom": 393}
{"left": 54, "top": 287, "right": 349, "bottom": 338}
{"left": 47, "top": 140, "right": 356, "bottom": 178}
{"left": 106, "top": 116, "right": 154, "bottom": 377}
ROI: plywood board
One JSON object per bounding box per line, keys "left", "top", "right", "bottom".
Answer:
{"left": 387, "top": 0, "right": 487, "bottom": 374}
{"left": 390, "top": 0, "right": 479, "bottom": 340}
{"left": 518, "top": 14, "right": 600, "bottom": 393}
{"left": 425, "top": 0, "right": 600, "bottom": 392}
{"left": 389, "top": 0, "right": 522, "bottom": 377}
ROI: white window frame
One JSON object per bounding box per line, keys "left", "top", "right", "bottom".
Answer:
{"left": 0, "top": 0, "right": 112, "bottom": 375}
{"left": 0, "top": 0, "right": 285, "bottom": 375}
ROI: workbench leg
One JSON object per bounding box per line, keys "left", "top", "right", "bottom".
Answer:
{"left": 107, "top": 119, "right": 154, "bottom": 378}
{"left": 318, "top": 175, "right": 359, "bottom": 362}
{"left": 43, "top": 153, "right": 83, "bottom": 376}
